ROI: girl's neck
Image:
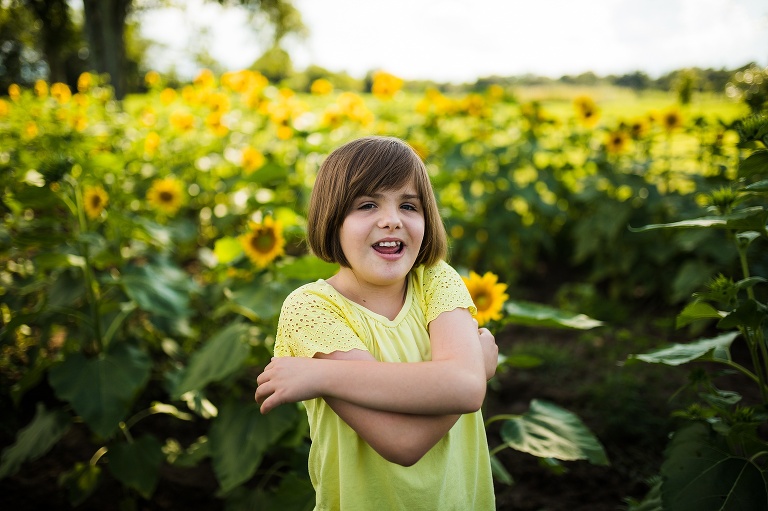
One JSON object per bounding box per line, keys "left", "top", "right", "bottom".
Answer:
{"left": 327, "top": 268, "right": 408, "bottom": 320}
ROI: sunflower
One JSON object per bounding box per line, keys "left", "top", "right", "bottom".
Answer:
{"left": 605, "top": 129, "right": 629, "bottom": 155}
{"left": 573, "top": 95, "right": 600, "bottom": 127}
{"left": 311, "top": 78, "right": 334, "bottom": 95}
{"left": 145, "top": 70, "right": 161, "bottom": 88}
{"left": 462, "top": 271, "right": 509, "bottom": 326}
{"left": 241, "top": 146, "right": 265, "bottom": 174}
{"left": 84, "top": 185, "right": 109, "bottom": 219}
{"left": 147, "top": 177, "right": 185, "bottom": 215}
{"left": 240, "top": 216, "right": 286, "bottom": 267}
{"left": 662, "top": 108, "right": 683, "bottom": 132}
{"left": 34, "top": 79, "right": 48, "bottom": 98}
{"left": 170, "top": 110, "right": 195, "bottom": 132}
{"left": 160, "top": 88, "right": 177, "bottom": 106}
{"left": 77, "top": 72, "right": 92, "bottom": 93}
{"left": 50, "top": 83, "right": 71, "bottom": 104}
{"left": 371, "top": 71, "right": 404, "bottom": 99}
{"left": 8, "top": 84, "right": 21, "bottom": 101}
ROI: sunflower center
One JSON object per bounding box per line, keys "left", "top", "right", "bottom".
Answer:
{"left": 90, "top": 195, "right": 102, "bottom": 208}
{"left": 159, "top": 190, "right": 175, "bottom": 203}
{"left": 475, "top": 292, "right": 491, "bottom": 311}
{"left": 251, "top": 229, "right": 276, "bottom": 253}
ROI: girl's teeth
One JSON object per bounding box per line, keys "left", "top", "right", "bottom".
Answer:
{"left": 378, "top": 241, "right": 400, "bottom": 247}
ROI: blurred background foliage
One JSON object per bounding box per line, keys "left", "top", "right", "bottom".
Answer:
{"left": 1, "top": 1, "right": 768, "bottom": 510}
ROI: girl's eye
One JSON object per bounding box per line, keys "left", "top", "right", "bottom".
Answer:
{"left": 358, "top": 202, "right": 376, "bottom": 210}
{"left": 401, "top": 203, "right": 418, "bottom": 211}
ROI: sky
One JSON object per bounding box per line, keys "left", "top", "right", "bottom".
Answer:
{"left": 139, "top": 0, "right": 768, "bottom": 83}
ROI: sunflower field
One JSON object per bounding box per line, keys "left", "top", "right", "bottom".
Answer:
{"left": 1, "top": 67, "right": 767, "bottom": 510}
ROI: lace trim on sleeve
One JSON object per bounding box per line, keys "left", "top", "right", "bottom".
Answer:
{"left": 422, "top": 261, "right": 477, "bottom": 324}
{"left": 275, "top": 286, "right": 368, "bottom": 358}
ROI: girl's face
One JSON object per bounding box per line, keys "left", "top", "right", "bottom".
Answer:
{"left": 338, "top": 183, "right": 425, "bottom": 289}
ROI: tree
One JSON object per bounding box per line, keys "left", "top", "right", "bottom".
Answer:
{"left": 3, "top": 0, "right": 305, "bottom": 99}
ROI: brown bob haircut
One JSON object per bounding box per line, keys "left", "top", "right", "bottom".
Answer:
{"left": 307, "top": 136, "right": 447, "bottom": 268}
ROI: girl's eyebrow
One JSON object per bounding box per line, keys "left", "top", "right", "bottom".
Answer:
{"left": 364, "top": 192, "right": 421, "bottom": 200}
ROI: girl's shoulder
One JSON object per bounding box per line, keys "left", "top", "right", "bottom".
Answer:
{"left": 413, "top": 259, "right": 462, "bottom": 289}
{"left": 281, "top": 279, "right": 346, "bottom": 314}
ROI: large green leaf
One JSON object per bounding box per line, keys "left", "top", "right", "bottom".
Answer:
{"left": 170, "top": 323, "right": 252, "bottom": 399}
{"left": 0, "top": 403, "right": 71, "bottom": 478}
{"left": 107, "top": 434, "right": 164, "bottom": 500}
{"left": 503, "top": 300, "right": 603, "bottom": 329}
{"left": 743, "top": 179, "right": 768, "bottom": 193}
{"left": 498, "top": 399, "right": 609, "bottom": 465}
{"left": 209, "top": 400, "right": 299, "bottom": 493}
{"left": 226, "top": 279, "right": 292, "bottom": 322}
{"left": 661, "top": 422, "right": 768, "bottom": 511}
{"left": 49, "top": 343, "right": 151, "bottom": 438}
{"left": 739, "top": 149, "right": 768, "bottom": 178}
{"left": 120, "top": 257, "right": 197, "bottom": 318}
{"left": 629, "top": 207, "right": 768, "bottom": 232}
{"left": 278, "top": 256, "right": 339, "bottom": 281}
{"left": 626, "top": 332, "right": 740, "bottom": 366}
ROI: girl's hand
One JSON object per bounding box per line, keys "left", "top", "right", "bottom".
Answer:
{"left": 478, "top": 327, "right": 498, "bottom": 380}
{"left": 255, "top": 356, "right": 324, "bottom": 414}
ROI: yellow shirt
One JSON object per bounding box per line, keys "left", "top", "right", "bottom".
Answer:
{"left": 274, "top": 260, "right": 495, "bottom": 511}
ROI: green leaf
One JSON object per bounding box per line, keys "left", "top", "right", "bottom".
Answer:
{"left": 224, "top": 472, "right": 315, "bottom": 511}
{"left": 629, "top": 207, "right": 768, "bottom": 232}
{"left": 120, "top": 257, "right": 197, "bottom": 318}
{"left": 34, "top": 252, "right": 86, "bottom": 270}
{"left": 739, "top": 149, "right": 768, "bottom": 178}
{"left": 503, "top": 300, "right": 603, "bottom": 329}
{"left": 490, "top": 455, "right": 514, "bottom": 485}
{"left": 676, "top": 302, "right": 723, "bottom": 329}
{"left": 49, "top": 344, "right": 151, "bottom": 438}
{"left": 736, "top": 276, "right": 767, "bottom": 291}
{"left": 0, "top": 403, "right": 71, "bottom": 478}
{"left": 209, "top": 400, "right": 299, "bottom": 493}
{"left": 743, "top": 179, "right": 768, "bottom": 193}
{"left": 107, "top": 435, "right": 164, "bottom": 500}
{"left": 627, "top": 332, "right": 740, "bottom": 366}
{"left": 171, "top": 323, "right": 252, "bottom": 399}
{"left": 262, "top": 472, "right": 316, "bottom": 511}
{"left": 214, "top": 236, "right": 243, "bottom": 264}
{"left": 58, "top": 462, "right": 102, "bottom": 506}
{"left": 278, "top": 256, "right": 339, "bottom": 281}
{"left": 661, "top": 422, "right": 768, "bottom": 511}
{"left": 718, "top": 299, "right": 765, "bottom": 330}
{"left": 498, "top": 399, "right": 609, "bottom": 465}
{"left": 245, "top": 161, "right": 288, "bottom": 184}
{"left": 226, "top": 279, "right": 292, "bottom": 322}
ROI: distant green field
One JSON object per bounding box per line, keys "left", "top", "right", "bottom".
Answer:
{"left": 514, "top": 85, "right": 748, "bottom": 124}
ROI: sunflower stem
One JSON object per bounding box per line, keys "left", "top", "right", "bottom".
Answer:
{"left": 73, "top": 181, "right": 103, "bottom": 353}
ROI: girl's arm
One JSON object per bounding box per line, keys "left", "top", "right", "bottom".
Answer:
{"left": 256, "top": 307, "right": 496, "bottom": 415}
{"left": 317, "top": 348, "right": 461, "bottom": 467}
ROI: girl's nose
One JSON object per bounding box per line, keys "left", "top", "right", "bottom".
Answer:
{"left": 377, "top": 207, "right": 402, "bottom": 229}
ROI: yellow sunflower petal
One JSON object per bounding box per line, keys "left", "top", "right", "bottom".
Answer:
{"left": 462, "top": 271, "right": 509, "bottom": 326}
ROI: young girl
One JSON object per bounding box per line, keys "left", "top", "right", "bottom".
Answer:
{"left": 255, "top": 136, "right": 498, "bottom": 510}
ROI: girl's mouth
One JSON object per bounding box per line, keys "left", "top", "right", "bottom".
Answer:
{"left": 372, "top": 241, "right": 403, "bottom": 254}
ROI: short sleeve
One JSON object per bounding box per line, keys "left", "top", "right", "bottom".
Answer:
{"left": 274, "top": 286, "right": 369, "bottom": 358}
{"left": 421, "top": 261, "right": 477, "bottom": 324}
